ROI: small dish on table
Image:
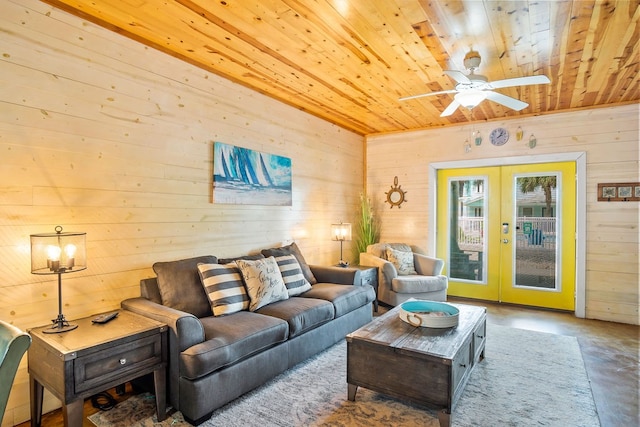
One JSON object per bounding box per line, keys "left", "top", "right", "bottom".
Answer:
{"left": 399, "top": 300, "right": 459, "bottom": 328}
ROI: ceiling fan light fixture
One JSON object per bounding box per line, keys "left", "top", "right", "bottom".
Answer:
{"left": 454, "top": 91, "right": 487, "bottom": 109}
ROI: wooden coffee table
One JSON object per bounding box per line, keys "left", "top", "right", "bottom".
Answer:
{"left": 346, "top": 301, "right": 486, "bottom": 427}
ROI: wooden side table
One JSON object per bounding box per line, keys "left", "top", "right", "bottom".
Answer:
{"left": 28, "top": 310, "right": 167, "bottom": 426}
{"left": 349, "top": 265, "right": 379, "bottom": 311}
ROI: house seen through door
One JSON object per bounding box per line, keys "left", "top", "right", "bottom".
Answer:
{"left": 436, "top": 162, "right": 576, "bottom": 311}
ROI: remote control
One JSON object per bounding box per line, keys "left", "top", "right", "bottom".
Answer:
{"left": 92, "top": 311, "right": 119, "bottom": 324}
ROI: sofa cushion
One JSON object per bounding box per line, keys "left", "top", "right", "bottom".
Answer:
{"left": 274, "top": 255, "right": 312, "bottom": 296}
{"left": 180, "top": 311, "right": 288, "bottom": 379}
{"left": 261, "top": 242, "right": 317, "bottom": 285}
{"left": 301, "top": 283, "right": 374, "bottom": 318}
{"left": 256, "top": 297, "right": 334, "bottom": 338}
{"left": 386, "top": 247, "right": 417, "bottom": 275}
{"left": 217, "top": 253, "right": 265, "bottom": 265}
{"left": 153, "top": 255, "right": 217, "bottom": 318}
{"left": 392, "top": 275, "right": 448, "bottom": 293}
{"left": 235, "top": 257, "right": 289, "bottom": 311}
{"left": 197, "top": 263, "right": 250, "bottom": 316}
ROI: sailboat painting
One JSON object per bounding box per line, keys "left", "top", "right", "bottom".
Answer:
{"left": 213, "top": 141, "right": 292, "bottom": 206}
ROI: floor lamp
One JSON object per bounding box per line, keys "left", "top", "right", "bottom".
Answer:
{"left": 30, "top": 226, "right": 87, "bottom": 333}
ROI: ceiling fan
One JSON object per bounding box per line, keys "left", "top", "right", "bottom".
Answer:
{"left": 399, "top": 50, "right": 551, "bottom": 117}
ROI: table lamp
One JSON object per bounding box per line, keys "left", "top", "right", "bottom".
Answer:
{"left": 330, "top": 222, "right": 351, "bottom": 267}
{"left": 30, "top": 226, "right": 87, "bottom": 333}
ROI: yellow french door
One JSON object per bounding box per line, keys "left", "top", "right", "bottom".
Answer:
{"left": 437, "top": 167, "right": 501, "bottom": 301}
{"left": 436, "top": 162, "right": 576, "bottom": 311}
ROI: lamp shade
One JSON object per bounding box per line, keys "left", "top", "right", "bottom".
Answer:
{"left": 31, "top": 226, "right": 86, "bottom": 275}
{"left": 454, "top": 90, "right": 488, "bottom": 109}
{"left": 331, "top": 223, "right": 352, "bottom": 241}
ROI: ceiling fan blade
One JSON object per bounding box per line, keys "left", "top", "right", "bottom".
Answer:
{"left": 440, "top": 100, "right": 461, "bottom": 117}
{"left": 487, "top": 75, "right": 551, "bottom": 89}
{"left": 444, "top": 70, "right": 471, "bottom": 84}
{"left": 485, "top": 91, "right": 528, "bottom": 111}
{"left": 399, "top": 89, "right": 457, "bottom": 101}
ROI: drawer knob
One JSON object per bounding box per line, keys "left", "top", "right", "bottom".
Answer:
{"left": 119, "top": 358, "right": 127, "bottom": 365}
{"left": 459, "top": 363, "right": 467, "bottom": 368}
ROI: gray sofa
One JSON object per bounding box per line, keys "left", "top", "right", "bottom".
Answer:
{"left": 121, "top": 244, "right": 375, "bottom": 425}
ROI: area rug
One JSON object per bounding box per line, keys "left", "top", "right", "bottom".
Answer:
{"left": 89, "top": 324, "right": 600, "bottom": 426}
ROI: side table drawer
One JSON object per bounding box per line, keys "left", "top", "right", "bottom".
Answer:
{"left": 74, "top": 333, "right": 163, "bottom": 394}
{"left": 472, "top": 317, "right": 487, "bottom": 363}
{"left": 353, "top": 266, "right": 378, "bottom": 311}
{"left": 451, "top": 337, "right": 473, "bottom": 393}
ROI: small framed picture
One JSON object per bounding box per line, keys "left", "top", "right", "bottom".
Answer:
{"left": 602, "top": 186, "right": 616, "bottom": 198}
{"left": 618, "top": 186, "right": 632, "bottom": 198}
{"left": 598, "top": 182, "right": 640, "bottom": 202}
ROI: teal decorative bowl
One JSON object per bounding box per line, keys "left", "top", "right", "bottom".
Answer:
{"left": 399, "top": 300, "right": 459, "bottom": 328}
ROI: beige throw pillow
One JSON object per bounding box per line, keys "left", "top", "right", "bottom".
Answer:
{"left": 386, "top": 247, "right": 417, "bottom": 275}
{"left": 235, "top": 256, "right": 289, "bottom": 311}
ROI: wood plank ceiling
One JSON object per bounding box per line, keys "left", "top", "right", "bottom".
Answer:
{"left": 41, "top": 0, "right": 639, "bottom": 135}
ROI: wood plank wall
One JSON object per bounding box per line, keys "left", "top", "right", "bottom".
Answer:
{"left": 366, "top": 104, "right": 639, "bottom": 326}
{"left": 0, "top": 1, "right": 364, "bottom": 424}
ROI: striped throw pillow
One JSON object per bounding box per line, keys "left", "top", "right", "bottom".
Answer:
{"left": 197, "top": 263, "right": 250, "bottom": 316}
{"left": 274, "top": 254, "right": 312, "bottom": 296}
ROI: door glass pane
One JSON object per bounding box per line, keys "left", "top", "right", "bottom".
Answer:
{"left": 448, "top": 177, "right": 485, "bottom": 282}
{"left": 513, "top": 174, "right": 559, "bottom": 290}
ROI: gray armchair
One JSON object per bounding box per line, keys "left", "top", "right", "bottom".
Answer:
{"left": 0, "top": 320, "right": 31, "bottom": 424}
{"left": 360, "top": 243, "right": 448, "bottom": 306}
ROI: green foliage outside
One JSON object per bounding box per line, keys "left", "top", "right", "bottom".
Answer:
{"left": 518, "top": 176, "right": 557, "bottom": 216}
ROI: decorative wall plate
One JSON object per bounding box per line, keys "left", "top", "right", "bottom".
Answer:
{"left": 385, "top": 176, "right": 407, "bottom": 208}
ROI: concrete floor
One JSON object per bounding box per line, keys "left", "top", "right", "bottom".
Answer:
{"left": 17, "top": 299, "right": 638, "bottom": 427}
{"left": 446, "top": 297, "right": 639, "bottom": 427}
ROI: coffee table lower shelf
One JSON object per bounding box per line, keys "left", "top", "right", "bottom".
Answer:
{"left": 346, "top": 301, "right": 486, "bottom": 427}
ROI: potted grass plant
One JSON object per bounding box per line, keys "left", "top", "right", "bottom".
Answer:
{"left": 353, "top": 193, "right": 380, "bottom": 264}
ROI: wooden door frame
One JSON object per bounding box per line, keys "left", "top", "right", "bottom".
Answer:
{"left": 428, "top": 152, "right": 587, "bottom": 318}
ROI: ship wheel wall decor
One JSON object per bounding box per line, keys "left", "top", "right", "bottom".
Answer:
{"left": 385, "top": 176, "right": 407, "bottom": 208}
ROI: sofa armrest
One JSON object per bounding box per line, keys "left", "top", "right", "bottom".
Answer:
{"left": 414, "top": 253, "right": 445, "bottom": 276}
{"left": 309, "top": 265, "right": 358, "bottom": 285}
{"left": 121, "top": 297, "right": 205, "bottom": 352}
{"left": 360, "top": 253, "right": 398, "bottom": 306}
{"left": 359, "top": 253, "right": 397, "bottom": 280}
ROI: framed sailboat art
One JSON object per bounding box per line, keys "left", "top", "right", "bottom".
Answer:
{"left": 213, "top": 142, "right": 292, "bottom": 206}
